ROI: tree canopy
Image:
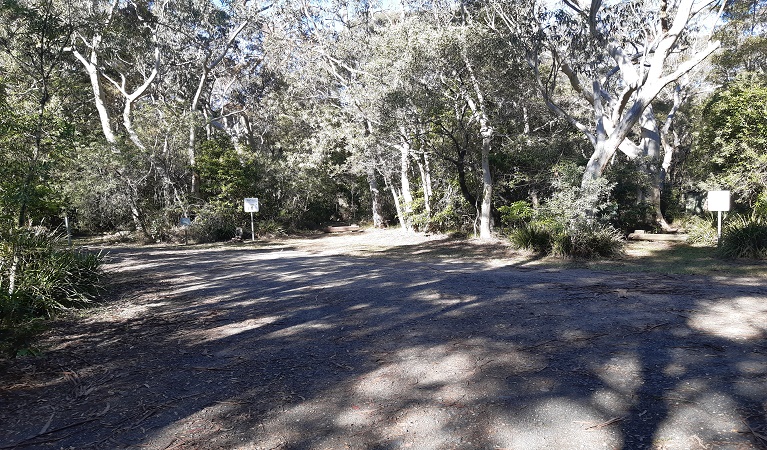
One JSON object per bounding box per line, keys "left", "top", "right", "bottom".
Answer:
{"left": 0, "top": 0, "right": 764, "bottom": 243}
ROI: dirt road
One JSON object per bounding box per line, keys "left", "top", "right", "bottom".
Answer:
{"left": 1, "top": 230, "right": 766, "bottom": 449}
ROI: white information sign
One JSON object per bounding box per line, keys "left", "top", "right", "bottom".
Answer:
{"left": 707, "top": 190, "right": 730, "bottom": 212}
{"left": 244, "top": 198, "right": 259, "bottom": 241}
{"left": 244, "top": 198, "right": 260, "bottom": 213}
{"left": 707, "top": 190, "right": 731, "bottom": 240}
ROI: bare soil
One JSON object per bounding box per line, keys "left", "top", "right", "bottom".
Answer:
{"left": 1, "top": 229, "right": 766, "bottom": 450}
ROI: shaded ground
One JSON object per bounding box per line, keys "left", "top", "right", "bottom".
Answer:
{"left": 1, "top": 229, "right": 766, "bottom": 449}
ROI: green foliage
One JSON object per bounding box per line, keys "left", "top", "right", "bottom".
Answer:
{"left": 693, "top": 75, "right": 767, "bottom": 211}
{"left": 607, "top": 156, "right": 657, "bottom": 232}
{"left": 507, "top": 163, "right": 624, "bottom": 258}
{"left": 499, "top": 201, "right": 534, "bottom": 229}
{"left": 254, "top": 219, "right": 285, "bottom": 237}
{"left": 405, "top": 185, "right": 478, "bottom": 234}
{"left": 187, "top": 201, "right": 242, "bottom": 243}
{"left": 718, "top": 215, "right": 767, "bottom": 259}
{"left": 552, "top": 222, "right": 625, "bottom": 259}
{"left": 196, "top": 137, "right": 258, "bottom": 203}
{"left": 510, "top": 219, "right": 624, "bottom": 258}
{"left": 682, "top": 215, "right": 718, "bottom": 246}
{"left": 62, "top": 144, "right": 137, "bottom": 232}
{"left": 0, "top": 226, "right": 103, "bottom": 355}
{"left": 509, "top": 220, "right": 560, "bottom": 254}
{"left": 546, "top": 162, "right": 617, "bottom": 228}
{"left": 0, "top": 227, "right": 103, "bottom": 320}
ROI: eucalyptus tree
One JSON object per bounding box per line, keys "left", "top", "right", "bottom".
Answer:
{"left": 160, "top": 0, "right": 271, "bottom": 197}
{"left": 64, "top": 0, "right": 171, "bottom": 236}
{"left": 270, "top": 0, "right": 405, "bottom": 228}
{"left": 68, "top": 0, "right": 164, "bottom": 152}
{"left": 0, "top": 0, "right": 75, "bottom": 227}
{"left": 691, "top": 74, "right": 767, "bottom": 213}
{"left": 490, "top": 0, "right": 722, "bottom": 227}
{"left": 409, "top": 1, "right": 538, "bottom": 239}
{"left": 712, "top": 0, "right": 767, "bottom": 81}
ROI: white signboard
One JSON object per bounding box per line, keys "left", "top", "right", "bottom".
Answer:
{"left": 707, "top": 191, "right": 730, "bottom": 212}
{"left": 244, "top": 198, "right": 260, "bottom": 213}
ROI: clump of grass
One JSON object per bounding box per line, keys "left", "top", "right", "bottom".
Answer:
{"left": 1, "top": 226, "right": 104, "bottom": 356}
{"left": 510, "top": 220, "right": 624, "bottom": 259}
{"left": 509, "top": 221, "right": 559, "bottom": 255}
{"left": 553, "top": 223, "right": 625, "bottom": 259}
{"left": 719, "top": 215, "right": 767, "bottom": 259}
{"left": 682, "top": 215, "right": 718, "bottom": 246}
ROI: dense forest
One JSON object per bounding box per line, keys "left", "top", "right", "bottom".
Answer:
{"left": 0, "top": 0, "right": 766, "bottom": 333}
{"left": 1, "top": 0, "right": 765, "bottom": 240}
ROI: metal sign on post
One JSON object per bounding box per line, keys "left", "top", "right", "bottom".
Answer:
{"left": 179, "top": 217, "right": 191, "bottom": 245}
{"left": 244, "top": 198, "right": 259, "bottom": 241}
{"left": 707, "top": 190, "right": 730, "bottom": 240}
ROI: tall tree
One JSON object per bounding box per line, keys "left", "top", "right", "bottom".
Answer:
{"left": 0, "top": 0, "right": 74, "bottom": 227}
{"left": 491, "top": 0, "right": 722, "bottom": 200}
{"left": 712, "top": 0, "right": 767, "bottom": 81}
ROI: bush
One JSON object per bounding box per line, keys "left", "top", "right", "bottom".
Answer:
{"left": 499, "top": 201, "right": 535, "bottom": 229}
{"left": 254, "top": 219, "right": 285, "bottom": 237}
{"left": 0, "top": 226, "right": 103, "bottom": 355}
{"left": 188, "top": 201, "right": 242, "bottom": 243}
{"left": 682, "top": 215, "right": 718, "bottom": 246}
{"left": 509, "top": 220, "right": 560, "bottom": 254}
{"left": 553, "top": 222, "right": 625, "bottom": 259}
{"left": 719, "top": 215, "right": 767, "bottom": 259}
{"left": 510, "top": 220, "right": 624, "bottom": 259}
{"left": 0, "top": 227, "right": 103, "bottom": 322}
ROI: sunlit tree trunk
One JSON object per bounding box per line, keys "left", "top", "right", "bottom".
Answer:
{"left": 366, "top": 165, "right": 385, "bottom": 228}
{"left": 461, "top": 41, "right": 494, "bottom": 239}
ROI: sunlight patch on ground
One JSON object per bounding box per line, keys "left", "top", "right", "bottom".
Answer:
{"left": 689, "top": 296, "right": 767, "bottom": 340}
{"left": 417, "top": 289, "right": 478, "bottom": 306}
{"left": 194, "top": 316, "right": 281, "bottom": 342}
{"left": 389, "top": 405, "right": 456, "bottom": 449}
{"left": 266, "top": 320, "right": 333, "bottom": 338}
{"left": 354, "top": 345, "right": 476, "bottom": 400}
{"left": 654, "top": 390, "right": 744, "bottom": 449}
{"left": 489, "top": 398, "right": 623, "bottom": 449}
{"left": 593, "top": 353, "right": 643, "bottom": 395}
{"left": 113, "top": 301, "right": 167, "bottom": 319}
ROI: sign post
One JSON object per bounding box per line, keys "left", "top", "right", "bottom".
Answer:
{"left": 243, "top": 198, "right": 260, "bottom": 241}
{"left": 707, "top": 190, "right": 730, "bottom": 241}
{"left": 64, "top": 213, "right": 72, "bottom": 247}
{"left": 179, "top": 217, "right": 191, "bottom": 245}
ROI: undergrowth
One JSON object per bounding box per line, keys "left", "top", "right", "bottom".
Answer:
{"left": 719, "top": 215, "right": 767, "bottom": 259}
{"left": 0, "top": 226, "right": 104, "bottom": 356}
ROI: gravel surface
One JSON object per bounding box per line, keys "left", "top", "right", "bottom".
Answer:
{"left": 1, "top": 229, "right": 766, "bottom": 449}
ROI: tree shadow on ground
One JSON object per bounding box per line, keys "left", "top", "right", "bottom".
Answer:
{"left": 0, "top": 244, "right": 765, "bottom": 449}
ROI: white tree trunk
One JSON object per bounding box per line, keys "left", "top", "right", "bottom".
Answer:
{"left": 367, "top": 166, "right": 385, "bottom": 228}
{"left": 386, "top": 176, "right": 408, "bottom": 230}
{"left": 479, "top": 124, "right": 494, "bottom": 239}
{"left": 460, "top": 39, "right": 495, "bottom": 240}
{"left": 399, "top": 132, "right": 414, "bottom": 208}
{"left": 416, "top": 153, "right": 432, "bottom": 216}
{"left": 71, "top": 46, "right": 117, "bottom": 148}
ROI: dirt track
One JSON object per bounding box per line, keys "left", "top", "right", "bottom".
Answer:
{"left": 1, "top": 229, "right": 766, "bottom": 449}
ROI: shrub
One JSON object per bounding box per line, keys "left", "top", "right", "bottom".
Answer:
{"left": 719, "top": 215, "right": 767, "bottom": 259}
{"left": 188, "top": 201, "right": 242, "bottom": 243}
{"left": 510, "top": 220, "right": 624, "bottom": 259}
{"left": 0, "top": 226, "right": 103, "bottom": 355}
{"left": 553, "top": 222, "right": 625, "bottom": 259}
{"left": 0, "top": 227, "right": 103, "bottom": 323}
{"left": 499, "top": 201, "right": 535, "bottom": 229}
{"left": 255, "top": 219, "right": 285, "bottom": 237}
{"left": 682, "top": 215, "right": 718, "bottom": 246}
{"left": 509, "top": 220, "right": 560, "bottom": 254}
